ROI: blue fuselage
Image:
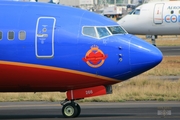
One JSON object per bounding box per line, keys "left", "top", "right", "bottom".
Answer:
{"left": 0, "top": 1, "right": 163, "bottom": 92}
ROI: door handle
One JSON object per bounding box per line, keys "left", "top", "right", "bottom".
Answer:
{"left": 37, "top": 34, "right": 48, "bottom": 37}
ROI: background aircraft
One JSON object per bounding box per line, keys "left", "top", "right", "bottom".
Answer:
{"left": 117, "top": 0, "right": 180, "bottom": 46}
{"left": 0, "top": 0, "right": 162, "bottom": 118}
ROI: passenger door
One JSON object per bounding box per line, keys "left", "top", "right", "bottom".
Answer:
{"left": 35, "top": 17, "right": 56, "bottom": 58}
{"left": 153, "top": 3, "right": 164, "bottom": 24}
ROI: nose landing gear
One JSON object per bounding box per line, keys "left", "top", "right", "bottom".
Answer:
{"left": 60, "top": 85, "right": 112, "bottom": 118}
{"left": 61, "top": 100, "right": 81, "bottom": 118}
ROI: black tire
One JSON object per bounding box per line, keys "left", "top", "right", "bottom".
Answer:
{"left": 62, "top": 102, "right": 78, "bottom": 118}
{"left": 74, "top": 102, "right": 81, "bottom": 117}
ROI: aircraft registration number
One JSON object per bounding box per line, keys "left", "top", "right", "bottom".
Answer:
{"left": 86, "top": 90, "right": 93, "bottom": 95}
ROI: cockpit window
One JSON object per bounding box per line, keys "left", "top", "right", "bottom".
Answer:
{"left": 82, "top": 26, "right": 127, "bottom": 39}
{"left": 83, "top": 27, "right": 97, "bottom": 38}
{"left": 132, "top": 9, "right": 140, "bottom": 15}
{"left": 128, "top": 10, "right": 134, "bottom": 15}
{"left": 107, "top": 26, "right": 127, "bottom": 34}
{"left": 96, "top": 27, "right": 111, "bottom": 38}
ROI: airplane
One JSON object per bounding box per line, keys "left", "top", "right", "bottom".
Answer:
{"left": 0, "top": 0, "right": 163, "bottom": 118}
{"left": 117, "top": 0, "right": 180, "bottom": 46}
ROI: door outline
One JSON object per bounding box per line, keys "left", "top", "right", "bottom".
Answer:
{"left": 153, "top": 3, "right": 164, "bottom": 24}
{"left": 35, "top": 17, "right": 56, "bottom": 58}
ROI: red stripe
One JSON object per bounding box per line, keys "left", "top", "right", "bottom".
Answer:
{"left": 0, "top": 61, "right": 119, "bottom": 92}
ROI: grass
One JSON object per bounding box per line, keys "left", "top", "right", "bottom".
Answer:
{"left": 0, "top": 56, "right": 180, "bottom": 102}
{"left": 83, "top": 77, "right": 180, "bottom": 102}
{"left": 143, "top": 56, "right": 180, "bottom": 76}
{"left": 0, "top": 92, "right": 66, "bottom": 102}
{"left": 137, "top": 35, "right": 180, "bottom": 46}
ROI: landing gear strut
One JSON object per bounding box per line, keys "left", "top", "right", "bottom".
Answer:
{"left": 151, "top": 35, "right": 157, "bottom": 46}
{"left": 61, "top": 100, "right": 81, "bottom": 118}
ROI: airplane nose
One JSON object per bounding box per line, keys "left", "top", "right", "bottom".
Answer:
{"left": 129, "top": 36, "right": 163, "bottom": 76}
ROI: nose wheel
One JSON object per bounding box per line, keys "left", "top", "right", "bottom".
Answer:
{"left": 61, "top": 101, "right": 81, "bottom": 118}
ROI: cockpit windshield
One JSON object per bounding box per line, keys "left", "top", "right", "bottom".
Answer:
{"left": 133, "top": 9, "right": 140, "bottom": 15}
{"left": 96, "top": 27, "right": 111, "bottom": 38}
{"left": 82, "top": 26, "right": 127, "bottom": 39}
{"left": 129, "top": 9, "right": 141, "bottom": 15}
{"left": 107, "top": 26, "right": 127, "bottom": 35}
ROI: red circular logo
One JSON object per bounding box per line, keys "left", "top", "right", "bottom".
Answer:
{"left": 82, "top": 45, "right": 108, "bottom": 68}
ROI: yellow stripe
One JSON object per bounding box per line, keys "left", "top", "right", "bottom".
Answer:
{"left": 0, "top": 60, "right": 119, "bottom": 82}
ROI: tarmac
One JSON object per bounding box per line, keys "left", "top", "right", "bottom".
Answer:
{"left": 0, "top": 101, "right": 180, "bottom": 120}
